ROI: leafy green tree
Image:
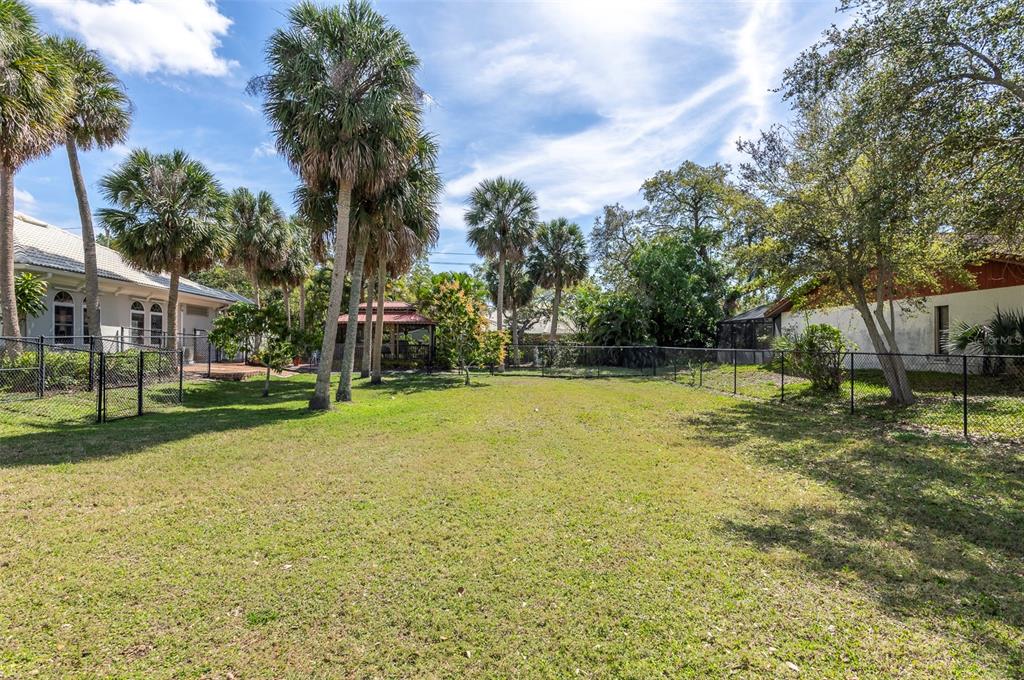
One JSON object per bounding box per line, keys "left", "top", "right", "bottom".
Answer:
{"left": 210, "top": 301, "right": 293, "bottom": 397}
{"left": 250, "top": 0, "right": 422, "bottom": 411}
{"left": 421, "top": 278, "right": 487, "bottom": 385}
{"left": 0, "top": 0, "right": 73, "bottom": 338}
{"left": 47, "top": 36, "right": 131, "bottom": 339}
{"left": 641, "top": 161, "right": 734, "bottom": 262}
{"left": 589, "top": 203, "right": 652, "bottom": 289}
{"left": 579, "top": 290, "right": 651, "bottom": 347}
{"left": 528, "top": 218, "right": 589, "bottom": 342}
{"left": 188, "top": 265, "right": 255, "bottom": 299}
{"left": 629, "top": 234, "right": 726, "bottom": 347}
{"left": 739, "top": 92, "right": 968, "bottom": 405}
{"left": 785, "top": 0, "right": 1024, "bottom": 243}
{"left": 226, "top": 187, "right": 287, "bottom": 306}
{"left": 465, "top": 176, "right": 537, "bottom": 364}
{"left": 477, "top": 330, "right": 508, "bottom": 371}
{"left": 98, "top": 149, "right": 230, "bottom": 352}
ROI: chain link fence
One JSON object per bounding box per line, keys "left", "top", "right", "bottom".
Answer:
{"left": 497, "top": 344, "right": 1024, "bottom": 443}
{"left": 1, "top": 336, "right": 185, "bottom": 425}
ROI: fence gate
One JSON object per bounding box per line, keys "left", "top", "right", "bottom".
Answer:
{"left": 100, "top": 352, "right": 140, "bottom": 421}
{"left": 98, "top": 349, "right": 183, "bottom": 422}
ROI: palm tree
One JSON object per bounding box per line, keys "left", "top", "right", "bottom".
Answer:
{"left": 47, "top": 36, "right": 131, "bottom": 339}
{"left": 464, "top": 177, "right": 537, "bottom": 368}
{"left": 482, "top": 258, "right": 534, "bottom": 355}
{"left": 0, "top": 0, "right": 73, "bottom": 339}
{"left": 370, "top": 135, "right": 441, "bottom": 385}
{"left": 249, "top": 0, "right": 422, "bottom": 411}
{"left": 528, "top": 218, "right": 589, "bottom": 342}
{"left": 262, "top": 222, "right": 311, "bottom": 329}
{"left": 98, "top": 149, "right": 230, "bottom": 351}
{"left": 225, "top": 187, "right": 287, "bottom": 307}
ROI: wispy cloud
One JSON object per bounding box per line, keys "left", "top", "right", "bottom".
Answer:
{"left": 433, "top": 0, "right": 813, "bottom": 236}
{"left": 32, "top": 0, "right": 237, "bottom": 77}
{"left": 14, "top": 187, "right": 37, "bottom": 212}
{"left": 252, "top": 141, "right": 276, "bottom": 159}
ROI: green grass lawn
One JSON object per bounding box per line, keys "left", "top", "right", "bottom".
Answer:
{"left": 1, "top": 373, "right": 1022, "bottom": 678}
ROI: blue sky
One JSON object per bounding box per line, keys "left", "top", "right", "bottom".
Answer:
{"left": 20, "top": 0, "right": 840, "bottom": 272}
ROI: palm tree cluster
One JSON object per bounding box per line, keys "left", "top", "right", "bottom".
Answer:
{"left": 3, "top": 0, "right": 440, "bottom": 409}
{"left": 465, "top": 178, "right": 589, "bottom": 355}
{"left": 249, "top": 0, "right": 441, "bottom": 409}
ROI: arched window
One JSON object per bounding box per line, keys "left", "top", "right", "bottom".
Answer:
{"left": 130, "top": 301, "right": 145, "bottom": 344}
{"left": 150, "top": 303, "right": 164, "bottom": 346}
{"left": 53, "top": 291, "right": 75, "bottom": 342}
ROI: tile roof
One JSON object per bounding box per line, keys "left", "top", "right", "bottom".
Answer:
{"left": 13, "top": 212, "right": 250, "bottom": 304}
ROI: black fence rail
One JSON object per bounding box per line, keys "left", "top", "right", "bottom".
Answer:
{"left": 498, "top": 345, "right": 1024, "bottom": 443}
{"left": 1, "top": 336, "right": 185, "bottom": 425}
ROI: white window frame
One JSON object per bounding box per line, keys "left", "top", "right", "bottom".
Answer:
{"left": 149, "top": 303, "right": 164, "bottom": 347}
{"left": 53, "top": 291, "right": 75, "bottom": 343}
{"left": 130, "top": 301, "right": 146, "bottom": 345}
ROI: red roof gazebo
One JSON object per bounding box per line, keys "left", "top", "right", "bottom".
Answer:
{"left": 337, "top": 300, "right": 436, "bottom": 369}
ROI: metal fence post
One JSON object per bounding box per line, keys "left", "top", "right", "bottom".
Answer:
{"left": 652, "top": 347, "right": 657, "bottom": 377}
{"left": 207, "top": 339, "right": 212, "bottom": 378}
{"left": 962, "top": 353, "right": 969, "bottom": 439}
{"left": 780, "top": 350, "right": 786, "bottom": 402}
{"left": 699, "top": 354, "right": 704, "bottom": 388}
{"left": 97, "top": 351, "right": 105, "bottom": 423}
{"left": 732, "top": 348, "right": 738, "bottom": 395}
{"left": 849, "top": 352, "right": 855, "bottom": 414}
{"left": 36, "top": 336, "right": 45, "bottom": 397}
{"left": 179, "top": 348, "right": 184, "bottom": 404}
{"left": 137, "top": 351, "right": 144, "bottom": 417}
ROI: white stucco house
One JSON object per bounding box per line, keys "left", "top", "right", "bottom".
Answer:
{"left": 12, "top": 212, "right": 248, "bottom": 346}
{"left": 765, "top": 257, "right": 1024, "bottom": 358}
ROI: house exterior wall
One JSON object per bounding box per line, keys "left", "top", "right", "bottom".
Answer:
{"left": 779, "top": 284, "right": 1024, "bottom": 367}
{"left": 17, "top": 266, "right": 227, "bottom": 342}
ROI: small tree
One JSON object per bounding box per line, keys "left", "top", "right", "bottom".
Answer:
{"left": 477, "top": 330, "right": 508, "bottom": 372}
{"left": 422, "top": 279, "right": 486, "bottom": 385}
{"left": 210, "top": 302, "right": 292, "bottom": 397}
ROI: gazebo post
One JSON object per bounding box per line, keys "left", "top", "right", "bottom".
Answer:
{"left": 429, "top": 325, "right": 436, "bottom": 373}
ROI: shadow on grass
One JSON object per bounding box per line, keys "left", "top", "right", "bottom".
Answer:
{"left": 0, "top": 378, "right": 320, "bottom": 468}
{"left": 682, "top": 399, "right": 1024, "bottom": 670}
{"left": 357, "top": 372, "right": 491, "bottom": 395}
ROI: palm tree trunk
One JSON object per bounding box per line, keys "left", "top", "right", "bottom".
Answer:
{"left": 284, "top": 286, "right": 292, "bottom": 329}
{"left": 67, "top": 139, "right": 101, "bottom": 339}
{"left": 298, "top": 282, "right": 306, "bottom": 331}
{"left": 167, "top": 269, "right": 180, "bottom": 352}
{"left": 310, "top": 182, "right": 353, "bottom": 411}
{"left": 550, "top": 281, "right": 561, "bottom": 343}
{"left": 336, "top": 232, "right": 369, "bottom": 402}
{"left": 496, "top": 251, "right": 505, "bottom": 372}
{"left": 0, "top": 166, "right": 20, "bottom": 339}
{"left": 251, "top": 273, "right": 261, "bottom": 308}
{"left": 361, "top": 276, "right": 373, "bottom": 378}
{"left": 371, "top": 251, "right": 386, "bottom": 384}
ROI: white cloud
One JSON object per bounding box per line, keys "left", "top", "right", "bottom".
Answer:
{"left": 14, "top": 187, "right": 37, "bottom": 211}
{"left": 435, "top": 0, "right": 825, "bottom": 235}
{"left": 252, "top": 141, "right": 276, "bottom": 159}
{"left": 32, "top": 0, "right": 237, "bottom": 76}
{"left": 719, "top": 0, "right": 790, "bottom": 160}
